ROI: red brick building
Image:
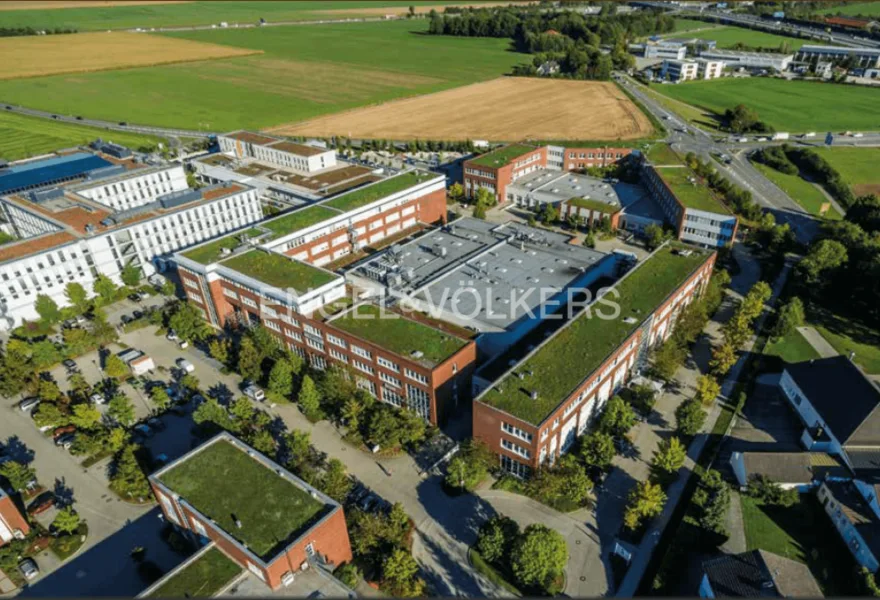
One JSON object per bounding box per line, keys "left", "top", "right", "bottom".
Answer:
{"left": 559, "top": 146, "right": 635, "bottom": 171}
{"left": 472, "top": 244, "right": 716, "bottom": 476}
{"left": 150, "top": 433, "right": 353, "bottom": 591}
{"left": 0, "top": 488, "right": 29, "bottom": 546}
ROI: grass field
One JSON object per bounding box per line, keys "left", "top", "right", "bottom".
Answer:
{"left": 655, "top": 78, "right": 880, "bottom": 133}
{"left": 763, "top": 328, "right": 820, "bottom": 364}
{"left": 666, "top": 25, "right": 818, "bottom": 50}
{"left": 670, "top": 18, "right": 720, "bottom": 33}
{"left": 0, "top": 20, "right": 525, "bottom": 131}
{"left": 272, "top": 77, "right": 654, "bottom": 141}
{"left": 752, "top": 162, "right": 842, "bottom": 220}
{"left": 0, "top": 31, "right": 259, "bottom": 80}
{"left": 0, "top": 111, "right": 162, "bottom": 161}
{"left": 813, "top": 147, "right": 880, "bottom": 197}
{"left": 818, "top": 2, "right": 880, "bottom": 17}
{"left": 0, "top": 1, "right": 517, "bottom": 30}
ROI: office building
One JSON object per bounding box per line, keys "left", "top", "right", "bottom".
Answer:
{"left": 796, "top": 44, "right": 880, "bottom": 68}
{"left": 217, "top": 131, "right": 336, "bottom": 174}
{"left": 699, "top": 48, "right": 794, "bottom": 71}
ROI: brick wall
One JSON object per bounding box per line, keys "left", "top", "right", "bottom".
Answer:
{"left": 563, "top": 147, "right": 633, "bottom": 171}
{"left": 0, "top": 494, "right": 30, "bottom": 543}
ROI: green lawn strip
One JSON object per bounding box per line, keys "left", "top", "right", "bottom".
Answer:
{"left": 0, "top": 20, "right": 524, "bottom": 131}
{"left": 482, "top": 244, "right": 710, "bottom": 426}
{"left": 644, "top": 142, "right": 684, "bottom": 166}
{"left": 655, "top": 78, "right": 880, "bottom": 133}
{"left": 181, "top": 227, "right": 267, "bottom": 264}
{"left": 763, "top": 328, "right": 821, "bottom": 364}
{"left": 468, "top": 144, "right": 537, "bottom": 168}
{"left": 814, "top": 323, "right": 880, "bottom": 374}
{"left": 48, "top": 524, "right": 88, "bottom": 561}
{"left": 261, "top": 205, "right": 340, "bottom": 241}
{"left": 158, "top": 440, "right": 326, "bottom": 559}
{"left": 655, "top": 166, "right": 731, "bottom": 214}
{"left": 220, "top": 249, "right": 337, "bottom": 294}
{"left": 331, "top": 303, "right": 467, "bottom": 365}
{"left": 751, "top": 162, "right": 842, "bottom": 220}
{"left": 674, "top": 25, "right": 818, "bottom": 50}
{"left": 147, "top": 547, "right": 243, "bottom": 598}
{"left": 468, "top": 547, "right": 522, "bottom": 596}
{"left": 567, "top": 197, "right": 619, "bottom": 213}
{"left": 670, "top": 18, "right": 722, "bottom": 33}
{"left": 819, "top": 2, "right": 880, "bottom": 16}
{"left": 0, "top": 111, "right": 163, "bottom": 161}
{"left": 325, "top": 171, "right": 433, "bottom": 212}
{"left": 740, "top": 494, "right": 859, "bottom": 596}
{"left": 637, "top": 83, "right": 724, "bottom": 132}
{"left": 813, "top": 147, "right": 880, "bottom": 196}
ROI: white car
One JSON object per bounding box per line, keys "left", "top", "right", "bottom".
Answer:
{"left": 176, "top": 358, "right": 195, "bottom": 373}
{"left": 244, "top": 385, "right": 265, "bottom": 402}
{"left": 166, "top": 330, "right": 179, "bottom": 341}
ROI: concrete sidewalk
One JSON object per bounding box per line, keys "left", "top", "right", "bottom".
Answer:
{"left": 797, "top": 326, "right": 839, "bottom": 359}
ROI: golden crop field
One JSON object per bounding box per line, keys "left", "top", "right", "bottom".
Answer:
{"left": 269, "top": 77, "right": 655, "bottom": 142}
{"left": 0, "top": 31, "right": 261, "bottom": 80}
{"left": 0, "top": 1, "right": 189, "bottom": 10}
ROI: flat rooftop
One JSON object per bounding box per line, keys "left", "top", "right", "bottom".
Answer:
{"left": 145, "top": 547, "right": 242, "bottom": 598}
{"left": 478, "top": 243, "right": 711, "bottom": 426}
{"left": 0, "top": 152, "right": 112, "bottom": 195}
{"left": 260, "top": 205, "right": 340, "bottom": 241}
{"left": 468, "top": 144, "right": 538, "bottom": 169}
{"left": 323, "top": 170, "right": 434, "bottom": 212}
{"left": 700, "top": 48, "right": 794, "bottom": 59}
{"left": 267, "top": 140, "right": 327, "bottom": 157}
{"left": 654, "top": 166, "right": 731, "bottom": 214}
{"left": 180, "top": 227, "right": 267, "bottom": 265}
{"left": 224, "top": 130, "right": 278, "bottom": 146}
{"left": 330, "top": 302, "right": 468, "bottom": 367}
{"left": 156, "top": 437, "right": 328, "bottom": 561}
{"left": 221, "top": 249, "right": 338, "bottom": 295}
{"left": 508, "top": 169, "right": 622, "bottom": 210}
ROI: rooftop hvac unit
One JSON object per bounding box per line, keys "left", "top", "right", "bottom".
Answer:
{"left": 623, "top": 317, "right": 638, "bottom": 324}
{"left": 411, "top": 350, "right": 424, "bottom": 360}
{"left": 530, "top": 390, "right": 539, "bottom": 400}
{"left": 387, "top": 273, "right": 403, "bottom": 287}
{"left": 402, "top": 267, "right": 415, "bottom": 282}
{"left": 220, "top": 247, "right": 233, "bottom": 257}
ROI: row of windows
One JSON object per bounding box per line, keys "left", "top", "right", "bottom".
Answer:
{"left": 501, "top": 422, "right": 533, "bottom": 443}
{"left": 501, "top": 439, "right": 531, "bottom": 459}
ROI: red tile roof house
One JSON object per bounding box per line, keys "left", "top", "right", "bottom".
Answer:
{"left": 148, "top": 433, "right": 352, "bottom": 591}
{"left": 0, "top": 488, "right": 30, "bottom": 546}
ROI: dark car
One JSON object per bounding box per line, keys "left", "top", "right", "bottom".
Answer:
{"left": 147, "top": 417, "right": 165, "bottom": 431}
{"left": 27, "top": 492, "right": 55, "bottom": 516}
{"left": 62, "top": 359, "right": 78, "bottom": 372}
{"left": 75, "top": 116, "right": 83, "bottom": 120}
{"left": 119, "top": 121, "right": 128, "bottom": 126}
{"left": 51, "top": 114, "right": 58, "bottom": 119}
{"left": 120, "top": 314, "right": 133, "bottom": 325}
{"left": 128, "top": 293, "right": 142, "bottom": 303}
{"left": 55, "top": 433, "right": 76, "bottom": 449}
{"left": 133, "top": 309, "right": 144, "bottom": 320}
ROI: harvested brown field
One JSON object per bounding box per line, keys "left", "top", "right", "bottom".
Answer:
{"left": 855, "top": 184, "right": 880, "bottom": 197}
{"left": 0, "top": 31, "right": 260, "bottom": 80}
{"left": 268, "top": 77, "right": 654, "bottom": 142}
{"left": 0, "top": 1, "right": 189, "bottom": 9}
{"left": 314, "top": 2, "right": 534, "bottom": 18}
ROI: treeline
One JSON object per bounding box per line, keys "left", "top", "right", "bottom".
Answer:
{"left": 722, "top": 104, "right": 774, "bottom": 135}
{"left": 427, "top": 6, "right": 674, "bottom": 80}
{"left": 753, "top": 144, "right": 855, "bottom": 209}
{"left": 0, "top": 27, "right": 77, "bottom": 37}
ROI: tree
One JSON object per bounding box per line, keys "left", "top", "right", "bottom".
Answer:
{"left": 772, "top": 296, "right": 805, "bottom": 340}
{"left": 33, "top": 403, "right": 67, "bottom": 429}
{"left": 382, "top": 548, "right": 425, "bottom": 597}
{"left": 448, "top": 182, "right": 464, "bottom": 203}
{"left": 267, "top": 359, "right": 293, "bottom": 400}
{"left": 797, "top": 239, "right": 848, "bottom": 287}
{"left": 160, "top": 279, "right": 176, "bottom": 297}
{"left": 108, "top": 427, "right": 129, "bottom": 453}
{"left": 319, "top": 458, "right": 352, "bottom": 504}
{"left": 248, "top": 429, "right": 276, "bottom": 455}
{"left": 583, "top": 230, "right": 596, "bottom": 248}
{"left": 297, "top": 375, "right": 323, "bottom": 421}
{"left": 237, "top": 337, "right": 262, "bottom": 383}
{"left": 644, "top": 223, "right": 668, "bottom": 251}
{"left": 180, "top": 373, "right": 200, "bottom": 393}
{"left": 341, "top": 397, "right": 365, "bottom": 434}
{"left": 651, "top": 338, "right": 687, "bottom": 381}
{"left": 284, "top": 429, "right": 312, "bottom": 473}
{"left": 108, "top": 394, "right": 136, "bottom": 427}
{"left": 651, "top": 436, "right": 686, "bottom": 481}
{"left": 476, "top": 515, "right": 519, "bottom": 564}
{"left": 247, "top": 325, "right": 282, "bottom": 362}
{"left": 120, "top": 263, "right": 142, "bottom": 287}
{"left": 692, "top": 469, "right": 730, "bottom": 536}
{"left": 169, "top": 302, "right": 211, "bottom": 342}
{"left": 38, "top": 379, "right": 62, "bottom": 402}
{"left": 368, "top": 406, "right": 404, "bottom": 449}
{"left": 473, "top": 201, "right": 488, "bottom": 219}
{"left": 318, "top": 366, "right": 358, "bottom": 417}
{"left": 580, "top": 431, "right": 616, "bottom": 472}
{"left": 710, "top": 342, "right": 738, "bottom": 376}
{"left": 92, "top": 274, "right": 117, "bottom": 306}
{"left": 510, "top": 524, "right": 568, "bottom": 591}
{"left": 35, "top": 294, "right": 61, "bottom": 324}
{"left": 70, "top": 402, "right": 102, "bottom": 430}
{"left": 52, "top": 506, "right": 81, "bottom": 535}
{"left": 695, "top": 375, "right": 721, "bottom": 406}
{"left": 598, "top": 395, "right": 637, "bottom": 437}
{"left": 336, "top": 563, "right": 361, "bottom": 589}
{"left": 64, "top": 282, "right": 90, "bottom": 314}
{"left": 474, "top": 186, "right": 495, "bottom": 207}
{"left": 0, "top": 461, "right": 36, "bottom": 493}
{"left": 624, "top": 481, "right": 666, "bottom": 531}
{"left": 150, "top": 387, "right": 171, "bottom": 411}
{"left": 675, "top": 399, "right": 707, "bottom": 436}
{"left": 111, "top": 444, "right": 151, "bottom": 499}
{"left": 104, "top": 354, "right": 128, "bottom": 380}
{"left": 193, "top": 397, "right": 235, "bottom": 433}
{"left": 209, "top": 338, "right": 230, "bottom": 365}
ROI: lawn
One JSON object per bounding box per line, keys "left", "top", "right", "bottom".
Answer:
{"left": 469, "top": 143, "right": 537, "bottom": 168}
{"left": 181, "top": 227, "right": 265, "bottom": 265}
{"left": 813, "top": 147, "right": 880, "bottom": 197}
{"left": 158, "top": 439, "right": 326, "bottom": 559}
{"left": 0, "top": 1, "right": 504, "bottom": 30}
{"left": 739, "top": 494, "right": 859, "bottom": 596}
{"left": 480, "top": 244, "right": 710, "bottom": 426}
{"left": 0, "top": 110, "right": 162, "bottom": 161}
{"left": 673, "top": 25, "right": 817, "bottom": 51}
{"left": 325, "top": 171, "right": 435, "bottom": 212}
{"left": 331, "top": 303, "right": 468, "bottom": 366}
{"left": 644, "top": 142, "right": 683, "bottom": 166}
{"left": 655, "top": 78, "right": 880, "bottom": 133}
{"left": 671, "top": 18, "right": 720, "bottom": 33}
{"left": 147, "top": 547, "right": 242, "bottom": 598}
{"left": 819, "top": 2, "right": 880, "bottom": 17}
{"left": 468, "top": 547, "right": 522, "bottom": 596}
{"left": 655, "top": 166, "right": 730, "bottom": 213}
{"left": 814, "top": 323, "right": 880, "bottom": 375}
{"left": 751, "top": 162, "right": 842, "bottom": 220}
{"left": 763, "top": 328, "right": 820, "bottom": 364}
{"left": 261, "top": 205, "right": 339, "bottom": 241}
{"left": 0, "top": 20, "right": 526, "bottom": 131}
{"left": 220, "top": 249, "right": 338, "bottom": 294}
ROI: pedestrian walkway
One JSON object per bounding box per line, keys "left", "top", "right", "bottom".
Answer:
{"left": 796, "top": 326, "right": 839, "bottom": 358}
{"left": 720, "top": 491, "right": 747, "bottom": 555}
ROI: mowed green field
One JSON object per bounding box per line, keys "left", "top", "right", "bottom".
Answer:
{"left": 752, "top": 162, "right": 841, "bottom": 220}
{"left": 819, "top": 2, "right": 880, "bottom": 17}
{"left": 0, "top": 110, "right": 162, "bottom": 161}
{"left": 655, "top": 78, "right": 880, "bottom": 132}
{"left": 813, "top": 147, "right": 880, "bottom": 197}
{"left": 0, "top": 1, "right": 502, "bottom": 31}
{"left": 0, "top": 20, "right": 525, "bottom": 131}
{"left": 670, "top": 18, "right": 719, "bottom": 33}
{"left": 673, "top": 25, "right": 820, "bottom": 50}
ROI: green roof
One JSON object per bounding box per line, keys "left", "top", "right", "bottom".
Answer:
{"left": 567, "top": 197, "right": 619, "bottom": 214}
{"left": 655, "top": 166, "right": 731, "bottom": 215}
{"left": 468, "top": 144, "right": 538, "bottom": 168}
{"left": 147, "top": 547, "right": 242, "bottom": 598}
{"left": 181, "top": 228, "right": 265, "bottom": 265}
{"left": 158, "top": 439, "right": 326, "bottom": 560}
{"left": 324, "top": 171, "right": 433, "bottom": 212}
{"left": 261, "top": 205, "right": 340, "bottom": 241}
{"left": 221, "top": 249, "right": 337, "bottom": 295}
{"left": 331, "top": 303, "right": 467, "bottom": 366}
{"left": 479, "top": 244, "right": 710, "bottom": 425}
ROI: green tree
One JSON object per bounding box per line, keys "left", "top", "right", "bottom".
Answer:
{"left": 444, "top": 440, "right": 494, "bottom": 492}
{"left": 476, "top": 515, "right": 519, "bottom": 564}
{"left": 180, "top": 373, "right": 200, "bottom": 393}
{"left": 237, "top": 337, "right": 262, "bottom": 383}
{"left": 35, "top": 294, "right": 61, "bottom": 324}
{"left": 108, "top": 394, "right": 136, "bottom": 427}
{"left": 267, "top": 359, "right": 293, "bottom": 400}
{"left": 120, "top": 263, "right": 142, "bottom": 287}
{"left": 695, "top": 375, "right": 720, "bottom": 406}
{"left": 510, "top": 524, "right": 568, "bottom": 591}
{"left": 248, "top": 429, "right": 276, "bottom": 455}
{"left": 284, "top": 429, "right": 312, "bottom": 473}
{"left": 0, "top": 461, "right": 36, "bottom": 492}
{"left": 382, "top": 549, "right": 425, "bottom": 597}
{"left": 644, "top": 223, "right": 668, "bottom": 251}
{"left": 193, "top": 397, "right": 235, "bottom": 433}
{"left": 341, "top": 397, "right": 365, "bottom": 434}
{"left": 52, "top": 506, "right": 81, "bottom": 535}
{"left": 580, "top": 431, "right": 616, "bottom": 472}
{"left": 798, "top": 239, "right": 848, "bottom": 286}
{"left": 230, "top": 396, "right": 255, "bottom": 423}
{"left": 675, "top": 399, "right": 707, "bottom": 436}
{"left": 33, "top": 403, "right": 67, "bottom": 429}
{"left": 598, "top": 395, "right": 636, "bottom": 437}
{"left": 319, "top": 458, "right": 352, "bottom": 504}
{"left": 160, "top": 279, "right": 176, "bottom": 297}
{"left": 651, "top": 436, "right": 687, "bottom": 481}
{"left": 0, "top": 345, "right": 32, "bottom": 397}
{"left": 624, "top": 481, "right": 666, "bottom": 531}
{"left": 710, "top": 342, "right": 738, "bottom": 376}
{"left": 208, "top": 338, "right": 230, "bottom": 365}
{"left": 108, "top": 427, "right": 129, "bottom": 453}
{"left": 104, "top": 355, "right": 128, "bottom": 380}
{"left": 31, "top": 340, "right": 61, "bottom": 370}
{"left": 38, "top": 378, "right": 62, "bottom": 402}
{"left": 92, "top": 274, "right": 117, "bottom": 306}
{"left": 64, "top": 282, "right": 90, "bottom": 314}
{"left": 473, "top": 201, "right": 488, "bottom": 219}
{"left": 336, "top": 563, "right": 361, "bottom": 589}
{"left": 448, "top": 182, "right": 464, "bottom": 203}
{"left": 297, "top": 375, "right": 323, "bottom": 421}
{"left": 474, "top": 186, "right": 495, "bottom": 207}
{"left": 771, "top": 296, "right": 805, "bottom": 340}
{"left": 110, "top": 444, "right": 151, "bottom": 499}
{"left": 70, "top": 402, "right": 102, "bottom": 430}
{"left": 169, "top": 302, "right": 211, "bottom": 342}
{"left": 368, "top": 406, "right": 402, "bottom": 449}
{"left": 150, "top": 387, "right": 171, "bottom": 411}
{"left": 247, "top": 325, "right": 282, "bottom": 362}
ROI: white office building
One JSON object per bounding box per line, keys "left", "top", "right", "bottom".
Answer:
{"left": 797, "top": 45, "right": 880, "bottom": 68}
{"left": 218, "top": 131, "right": 336, "bottom": 174}
{"left": 699, "top": 48, "right": 794, "bottom": 71}
{"left": 645, "top": 41, "right": 688, "bottom": 60}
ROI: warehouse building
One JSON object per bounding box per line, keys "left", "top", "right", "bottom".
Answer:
{"left": 644, "top": 40, "right": 688, "bottom": 60}
{"left": 796, "top": 44, "right": 880, "bottom": 68}
{"left": 699, "top": 48, "right": 794, "bottom": 71}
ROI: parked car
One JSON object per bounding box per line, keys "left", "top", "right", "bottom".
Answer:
{"left": 170, "top": 403, "right": 187, "bottom": 416}
{"left": 62, "top": 359, "right": 78, "bottom": 372}
{"left": 134, "top": 424, "right": 154, "bottom": 438}
{"left": 53, "top": 425, "right": 76, "bottom": 439}
{"left": 147, "top": 417, "right": 165, "bottom": 431}
{"left": 19, "top": 397, "right": 40, "bottom": 412}
{"left": 120, "top": 314, "right": 133, "bottom": 325}
{"left": 243, "top": 384, "right": 265, "bottom": 402}
{"left": 18, "top": 558, "right": 39, "bottom": 580}
{"left": 178, "top": 340, "right": 189, "bottom": 349}
{"left": 166, "top": 330, "right": 179, "bottom": 341}
{"left": 128, "top": 293, "right": 142, "bottom": 303}
{"left": 55, "top": 433, "right": 76, "bottom": 449}
{"left": 90, "top": 392, "right": 107, "bottom": 405}
{"left": 27, "top": 492, "right": 55, "bottom": 516}
{"left": 176, "top": 358, "right": 195, "bottom": 373}
{"left": 133, "top": 310, "right": 144, "bottom": 320}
